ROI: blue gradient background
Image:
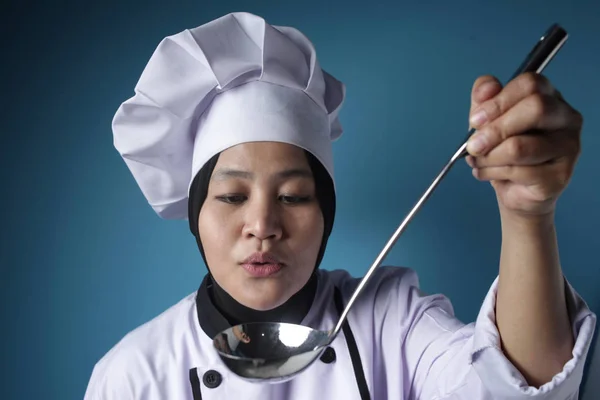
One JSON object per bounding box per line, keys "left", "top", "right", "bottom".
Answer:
{"left": 2, "top": 1, "right": 599, "bottom": 399}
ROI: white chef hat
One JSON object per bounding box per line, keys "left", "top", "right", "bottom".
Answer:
{"left": 112, "top": 12, "right": 346, "bottom": 220}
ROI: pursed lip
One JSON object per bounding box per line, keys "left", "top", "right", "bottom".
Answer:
{"left": 240, "top": 252, "right": 284, "bottom": 266}
{"left": 240, "top": 252, "right": 285, "bottom": 278}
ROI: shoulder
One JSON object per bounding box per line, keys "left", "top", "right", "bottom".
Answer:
{"left": 84, "top": 292, "right": 199, "bottom": 399}
{"left": 321, "top": 266, "right": 456, "bottom": 323}
{"left": 321, "top": 265, "right": 422, "bottom": 299}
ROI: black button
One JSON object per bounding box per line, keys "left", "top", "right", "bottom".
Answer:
{"left": 202, "top": 370, "right": 222, "bottom": 388}
{"left": 320, "top": 347, "right": 336, "bottom": 364}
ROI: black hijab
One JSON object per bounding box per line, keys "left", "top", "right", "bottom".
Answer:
{"left": 187, "top": 149, "right": 336, "bottom": 326}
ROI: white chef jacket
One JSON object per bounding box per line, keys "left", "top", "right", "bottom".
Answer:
{"left": 84, "top": 266, "right": 596, "bottom": 399}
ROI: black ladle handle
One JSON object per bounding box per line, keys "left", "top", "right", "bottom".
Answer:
{"left": 459, "top": 23, "right": 568, "bottom": 155}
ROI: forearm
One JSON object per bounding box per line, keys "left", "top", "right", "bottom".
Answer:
{"left": 495, "top": 209, "right": 574, "bottom": 388}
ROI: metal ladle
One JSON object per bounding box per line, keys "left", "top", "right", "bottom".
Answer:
{"left": 212, "top": 23, "right": 569, "bottom": 383}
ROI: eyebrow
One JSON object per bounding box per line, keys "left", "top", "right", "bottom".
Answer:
{"left": 211, "top": 168, "right": 313, "bottom": 181}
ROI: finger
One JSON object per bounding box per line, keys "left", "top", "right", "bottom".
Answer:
{"left": 470, "top": 75, "right": 503, "bottom": 112}
{"left": 469, "top": 72, "right": 557, "bottom": 129}
{"left": 472, "top": 161, "right": 571, "bottom": 189}
{"left": 465, "top": 131, "right": 574, "bottom": 168}
{"left": 467, "top": 93, "right": 578, "bottom": 156}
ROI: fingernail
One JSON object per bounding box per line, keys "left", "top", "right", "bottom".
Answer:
{"left": 470, "top": 109, "right": 488, "bottom": 126}
{"left": 476, "top": 80, "right": 498, "bottom": 98}
{"left": 467, "top": 133, "right": 487, "bottom": 154}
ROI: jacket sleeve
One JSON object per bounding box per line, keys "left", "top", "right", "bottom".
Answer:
{"left": 402, "top": 273, "right": 597, "bottom": 400}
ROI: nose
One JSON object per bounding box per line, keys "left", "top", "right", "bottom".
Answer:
{"left": 242, "top": 194, "right": 283, "bottom": 241}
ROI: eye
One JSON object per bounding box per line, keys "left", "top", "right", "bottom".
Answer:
{"left": 216, "top": 194, "right": 247, "bottom": 204}
{"left": 279, "top": 195, "right": 311, "bottom": 205}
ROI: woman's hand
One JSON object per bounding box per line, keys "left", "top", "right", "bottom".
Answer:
{"left": 466, "top": 73, "right": 582, "bottom": 220}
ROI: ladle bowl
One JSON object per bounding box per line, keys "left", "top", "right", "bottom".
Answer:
{"left": 213, "top": 322, "right": 330, "bottom": 382}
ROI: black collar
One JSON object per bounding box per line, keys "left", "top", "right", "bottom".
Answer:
{"left": 195, "top": 275, "right": 230, "bottom": 339}
{"left": 195, "top": 273, "right": 318, "bottom": 339}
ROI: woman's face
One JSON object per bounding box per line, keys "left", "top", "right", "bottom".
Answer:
{"left": 198, "top": 142, "right": 324, "bottom": 311}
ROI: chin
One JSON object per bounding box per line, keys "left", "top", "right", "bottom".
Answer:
{"left": 239, "top": 284, "right": 292, "bottom": 311}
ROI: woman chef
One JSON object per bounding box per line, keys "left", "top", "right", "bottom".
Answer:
{"left": 84, "top": 12, "right": 596, "bottom": 400}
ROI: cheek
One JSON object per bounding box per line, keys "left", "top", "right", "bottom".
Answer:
{"left": 287, "top": 206, "right": 324, "bottom": 258}
{"left": 197, "top": 206, "right": 237, "bottom": 267}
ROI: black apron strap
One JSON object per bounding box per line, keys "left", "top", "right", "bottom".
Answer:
{"left": 333, "top": 287, "right": 371, "bottom": 400}
{"left": 189, "top": 367, "right": 203, "bottom": 400}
